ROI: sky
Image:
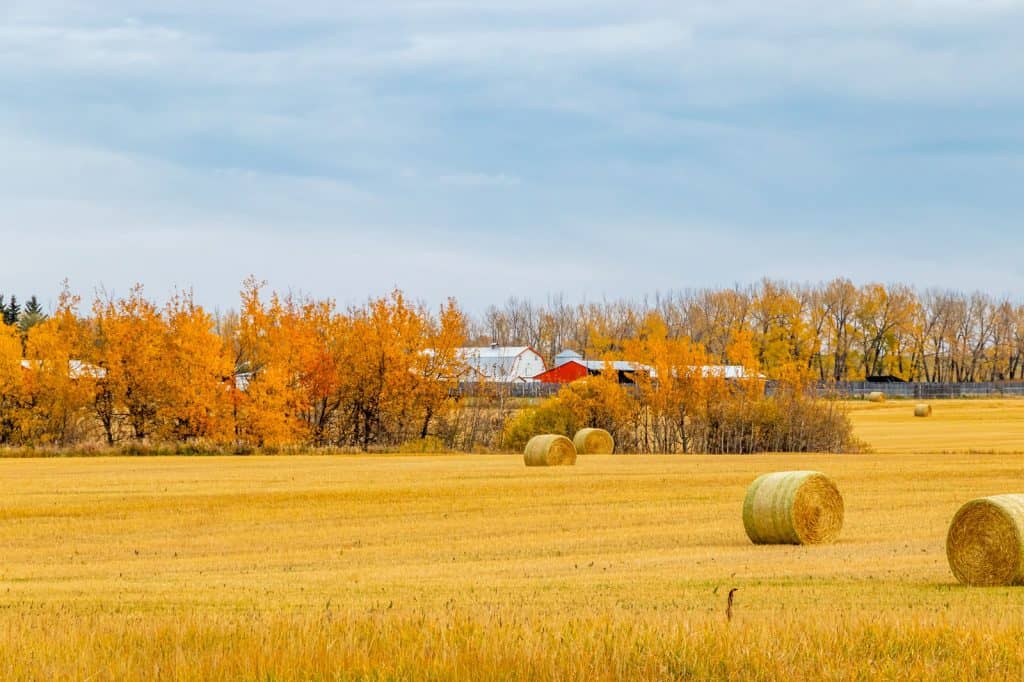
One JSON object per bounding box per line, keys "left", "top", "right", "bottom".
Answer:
{"left": 2, "top": 1, "right": 1023, "bottom": 312}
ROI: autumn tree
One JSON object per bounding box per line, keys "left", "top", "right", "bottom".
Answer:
{"left": 0, "top": 322, "right": 24, "bottom": 443}
{"left": 91, "top": 286, "right": 169, "bottom": 441}
{"left": 160, "top": 291, "right": 235, "bottom": 443}
{"left": 20, "top": 287, "right": 94, "bottom": 445}
{"left": 335, "top": 290, "right": 465, "bottom": 449}
{"left": 624, "top": 313, "right": 720, "bottom": 453}
{"left": 233, "top": 278, "right": 304, "bottom": 447}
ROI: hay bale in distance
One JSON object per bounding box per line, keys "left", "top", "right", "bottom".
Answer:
{"left": 573, "top": 428, "right": 614, "bottom": 454}
{"left": 946, "top": 494, "right": 1024, "bottom": 586}
{"left": 867, "top": 391, "right": 886, "bottom": 403}
{"left": 523, "top": 434, "right": 577, "bottom": 467}
{"left": 914, "top": 404, "right": 932, "bottom": 418}
{"left": 742, "top": 471, "right": 844, "bottom": 545}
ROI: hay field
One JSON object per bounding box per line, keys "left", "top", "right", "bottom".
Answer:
{"left": 3, "top": 456, "right": 1024, "bottom": 679}
{"left": 4, "top": 403, "right": 1024, "bottom": 679}
{"left": 848, "top": 398, "right": 1024, "bottom": 453}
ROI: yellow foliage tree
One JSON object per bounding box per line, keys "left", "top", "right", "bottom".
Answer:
{"left": 160, "top": 291, "right": 235, "bottom": 444}
{"left": 21, "top": 287, "right": 94, "bottom": 445}
{"left": 624, "top": 312, "right": 723, "bottom": 453}
{"left": 91, "top": 285, "right": 167, "bottom": 442}
{"left": 234, "top": 278, "right": 304, "bottom": 448}
{"left": 0, "top": 322, "right": 25, "bottom": 443}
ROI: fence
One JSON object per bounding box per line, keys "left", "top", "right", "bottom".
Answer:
{"left": 792, "top": 381, "right": 1024, "bottom": 399}
{"left": 456, "top": 382, "right": 562, "bottom": 399}
{"left": 459, "top": 380, "right": 1024, "bottom": 400}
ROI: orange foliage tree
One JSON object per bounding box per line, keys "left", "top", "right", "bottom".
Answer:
{"left": 91, "top": 286, "right": 169, "bottom": 442}
{"left": 161, "top": 291, "right": 235, "bottom": 444}
{"left": 624, "top": 313, "right": 726, "bottom": 453}
{"left": 0, "top": 321, "right": 25, "bottom": 443}
{"left": 20, "top": 287, "right": 94, "bottom": 445}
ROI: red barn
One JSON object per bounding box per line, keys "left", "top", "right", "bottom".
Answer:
{"left": 533, "top": 360, "right": 589, "bottom": 384}
{"left": 533, "top": 350, "right": 649, "bottom": 385}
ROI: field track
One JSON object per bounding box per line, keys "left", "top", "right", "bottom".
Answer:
{"left": 3, "top": 400, "right": 1024, "bottom": 678}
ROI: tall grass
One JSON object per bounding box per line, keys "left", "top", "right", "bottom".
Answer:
{"left": 4, "top": 607, "right": 1024, "bottom": 680}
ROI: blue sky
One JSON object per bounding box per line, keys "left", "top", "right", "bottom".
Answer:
{"left": 3, "top": 1, "right": 1023, "bottom": 311}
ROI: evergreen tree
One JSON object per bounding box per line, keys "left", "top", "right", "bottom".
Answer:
{"left": 0, "top": 294, "right": 6, "bottom": 325}
{"left": 18, "top": 296, "right": 46, "bottom": 333}
{"left": 3, "top": 295, "right": 19, "bottom": 326}
{"left": 24, "top": 296, "right": 41, "bottom": 316}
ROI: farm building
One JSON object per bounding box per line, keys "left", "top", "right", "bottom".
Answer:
{"left": 20, "top": 358, "right": 107, "bottom": 380}
{"left": 533, "top": 350, "right": 649, "bottom": 384}
{"left": 457, "top": 344, "right": 546, "bottom": 383}
{"left": 533, "top": 349, "right": 759, "bottom": 385}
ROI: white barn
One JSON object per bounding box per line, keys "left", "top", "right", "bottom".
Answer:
{"left": 457, "top": 344, "right": 546, "bottom": 383}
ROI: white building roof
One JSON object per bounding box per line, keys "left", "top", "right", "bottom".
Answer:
{"left": 577, "top": 359, "right": 650, "bottom": 372}
{"left": 560, "top": 358, "right": 759, "bottom": 380}
{"left": 20, "top": 358, "right": 106, "bottom": 379}
{"left": 458, "top": 345, "right": 532, "bottom": 359}
{"left": 457, "top": 345, "right": 544, "bottom": 383}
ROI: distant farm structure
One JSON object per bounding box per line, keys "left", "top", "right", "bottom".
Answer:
{"left": 456, "top": 344, "right": 546, "bottom": 383}
{"left": 533, "top": 350, "right": 649, "bottom": 385}
{"left": 532, "top": 348, "right": 759, "bottom": 386}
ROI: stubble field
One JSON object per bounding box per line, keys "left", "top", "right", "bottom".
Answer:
{"left": 3, "top": 399, "right": 1024, "bottom": 679}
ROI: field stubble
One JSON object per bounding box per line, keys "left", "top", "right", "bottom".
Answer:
{"left": 4, "top": 401, "right": 1024, "bottom": 678}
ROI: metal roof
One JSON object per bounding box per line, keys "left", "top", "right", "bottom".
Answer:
{"left": 578, "top": 360, "right": 648, "bottom": 372}
{"left": 20, "top": 358, "right": 107, "bottom": 379}
{"left": 554, "top": 349, "right": 584, "bottom": 366}
{"left": 457, "top": 345, "right": 534, "bottom": 359}
{"left": 562, "top": 359, "right": 758, "bottom": 379}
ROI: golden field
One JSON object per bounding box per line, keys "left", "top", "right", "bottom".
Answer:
{"left": 4, "top": 400, "right": 1024, "bottom": 679}
{"left": 848, "top": 398, "right": 1024, "bottom": 454}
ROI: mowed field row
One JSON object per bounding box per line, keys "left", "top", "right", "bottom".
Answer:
{"left": 2, "top": 400, "right": 1024, "bottom": 679}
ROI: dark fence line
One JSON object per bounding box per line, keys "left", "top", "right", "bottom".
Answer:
{"left": 458, "top": 380, "right": 1024, "bottom": 400}
{"left": 781, "top": 381, "right": 1024, "bottom": 399}
{"left": 456, "top": 382, "right": 563, "bottom": 398}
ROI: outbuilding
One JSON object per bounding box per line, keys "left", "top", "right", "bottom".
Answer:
{"left": 534, "top": 350, "right": 649, "bottom": 385}
{"left": 457, "top": 344, "right": 546, "bottom": 383}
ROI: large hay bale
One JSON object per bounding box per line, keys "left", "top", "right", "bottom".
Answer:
{"left": 523, "top": 434, "right": 577, "bottom": 467}
{"left": 573, "top": 428, "right": 614, "bottom": 454}
{"left": 867, "top": 391, "right": 886, "bottom": 403}
{"left": 914, "top": 404, "right": 932, "bottom": 417}
{"left": 742, "top": 471, "right": 844, "bottom": 545}
{"left": 946, "top": 494, "right": 1024, "bottom": 586}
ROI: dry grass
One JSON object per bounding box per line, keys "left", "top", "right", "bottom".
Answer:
{"left": 2, "top": 447, "right": 1024, "bottom": 679}
{"left": 847, "top": 398, "right": 1024, "bottom": 453}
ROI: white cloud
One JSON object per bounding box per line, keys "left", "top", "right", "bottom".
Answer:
{"left": 2, "top": 0, "right": 1023, "bottom": 311}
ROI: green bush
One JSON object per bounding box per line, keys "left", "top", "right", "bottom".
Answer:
{"left": 502, "top": 402, "right": 576, "bottom": 453}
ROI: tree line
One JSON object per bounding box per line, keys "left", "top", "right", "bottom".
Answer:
{"left": 472, "top": 279, "right": 1024, "bottom": 383}
{"left": 6, "top": 276, "right": 1016, "bottom": 452}
{"left": 0, "top": 280, "right": 465, "bottom": 450}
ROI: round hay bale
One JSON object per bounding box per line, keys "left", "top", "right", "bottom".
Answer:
{"left": 946, "top": 494, "right": 1024, "bottom": 586}
{"left": 523, "top": 434, "right": 577, "bottom": 467}
{"left": 914, "top": 404, "right": 932, "bottom": 417}
{"left": 573, "top": 428, "right": 614, "bottom": 454}
{"left": 742, "top": 471, "right": 844, "bottom": 545}
{"left": 867, "top": 391, "right": 886, "bottom": 403}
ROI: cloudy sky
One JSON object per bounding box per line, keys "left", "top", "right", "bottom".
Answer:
{"left": 3, "top": 1, "right": 1023, "bottom": 311}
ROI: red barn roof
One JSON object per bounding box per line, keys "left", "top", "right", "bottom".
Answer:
{"left": 533, "top": 360, "right": 589, "bottom": 384}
